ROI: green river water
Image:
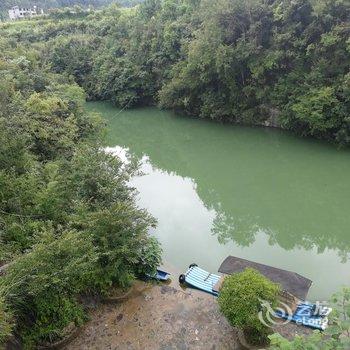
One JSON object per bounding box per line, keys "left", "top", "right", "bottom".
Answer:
{"left": 87, "top": 102, "right": 350, "bottom": 301}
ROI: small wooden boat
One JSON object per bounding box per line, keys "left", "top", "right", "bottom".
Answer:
{"left": 179, "top": 264, "right": 221, "bottom": 296}
{"left": 219, "top": 256, "right": 312, "bottom": 300}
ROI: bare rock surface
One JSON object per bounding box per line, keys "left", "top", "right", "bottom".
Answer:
{"left": 65, "top": 274, "right": 240, "bottom": 349}
{"left": 65, "top": 265, "right": 312, "bottom": 350}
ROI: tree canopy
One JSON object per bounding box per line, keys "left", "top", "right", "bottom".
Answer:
{"left": 0, "top": 5, "right": 160, "bottom": 347}
{"left": 2, "top": 0, "right": 346, "bottom": 144}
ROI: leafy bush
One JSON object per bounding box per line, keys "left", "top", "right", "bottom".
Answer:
{"left": 136, "top": 236, "right": 163, "bottom": 277}
{"left": 21, "top": 294, "right": 86, "bottom": 347}
{"left": 270, "top": 331, "right": 332, "bottom": 350}
{"left": 0, "top": 231, "right": 97, "bottom": 345}
{"left": 218, "top": 268, "right": 280, "bottom": 345}
{"left": 82, "top": 203, "right": 158, "bottom": 289}
{"left": 1, "top": 231, "right": 98, "bottom": 297}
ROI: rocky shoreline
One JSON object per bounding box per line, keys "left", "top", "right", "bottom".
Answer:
{"left": 64, "top": 265, "right": 312, "bottom": 350}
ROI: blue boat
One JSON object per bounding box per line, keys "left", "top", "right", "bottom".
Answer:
{"left": 147, "top": 269, "right": 171, "bottom": 282}
{"left": 275, "top": 302, "right": 332, "bottom": 330}
{"left": 179, "top": 264, "right": 221, "bottom": 296}
{"left": 155, "top": 269, "right": 171, "bottom": 281}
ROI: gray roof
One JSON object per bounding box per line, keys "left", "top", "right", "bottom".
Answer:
{"left": 218, "top": 256, "right": 312, "bottom": 300}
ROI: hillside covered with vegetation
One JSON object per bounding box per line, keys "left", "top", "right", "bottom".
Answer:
{"left": 0, "top": 3, "right": 160, "bottom": 348}
{"left": 0, "top": 0, "right": 349, "bottom": 347}
{"left": 2, "top": 0, "right": 348, "bottom": 144}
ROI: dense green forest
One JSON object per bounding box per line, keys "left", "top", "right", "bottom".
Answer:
{"left": 2, "top": 0, "right": 348, "bottom": 144}
{"left": 0, "top": 0, "right": 349, "bottom": 347}
{"left": 0, "top": 3, "right": 160, "bottom": 348}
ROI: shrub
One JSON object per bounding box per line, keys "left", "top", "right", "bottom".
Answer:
{"left": 0, "top": 231, "right": 98, "bottom": 346}
{"left": 218, "top": 268, "right": 280, "bottom": 345}
{"left": 83, "top": 203, "right": 158, "bottom": 289}
{"left": 21, "top": 294, "right": 86, "bottom": 348}
{"left": 1, "top": 231, "right": 98, "bottom": 300}
{"left": 136, "top": 236, "right": 163, "bottom": 277}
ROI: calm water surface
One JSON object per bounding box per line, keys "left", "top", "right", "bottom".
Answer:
{"left": 87, "top": 102, "right": 350, "bottom": 300}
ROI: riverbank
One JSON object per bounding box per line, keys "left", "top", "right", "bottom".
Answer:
{"left": 64, "top": 265, "right": 312, "bottom": 350}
